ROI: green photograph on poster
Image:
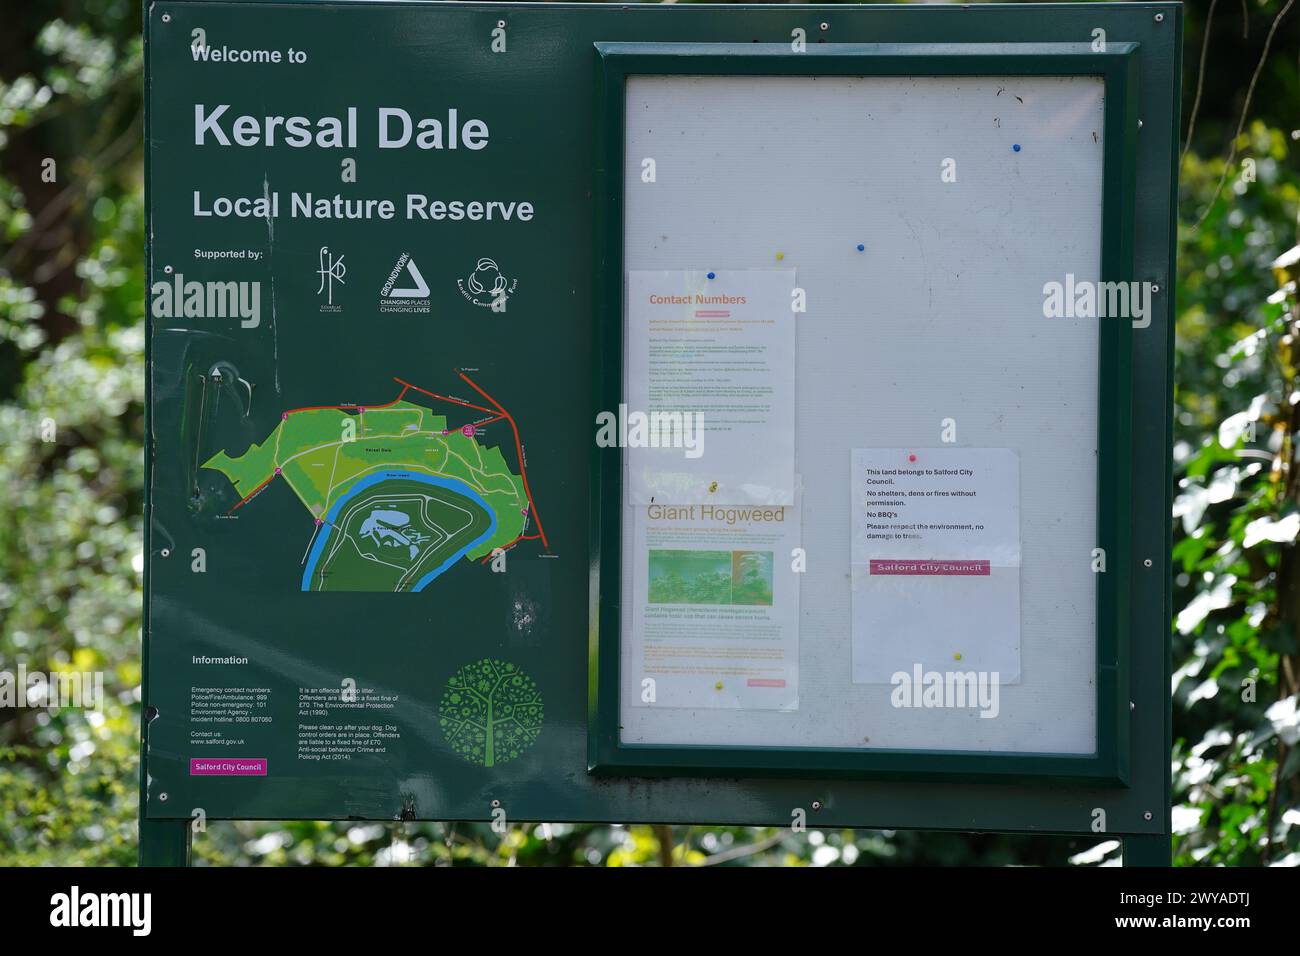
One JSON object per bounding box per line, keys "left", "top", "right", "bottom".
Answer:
{"left": 648, "top": 549, "right": 774, "bottom": 606}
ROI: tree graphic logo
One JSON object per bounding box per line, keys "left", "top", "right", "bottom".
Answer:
{"left": 438, "top": 658, "right": 543, "bottom": 768}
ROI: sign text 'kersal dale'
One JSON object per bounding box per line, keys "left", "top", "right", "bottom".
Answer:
{"left": 194, "top": 104, "right": 490, "bottom": 150}
{"left": 190, "top": 104, "right": 537, "bottom": 222}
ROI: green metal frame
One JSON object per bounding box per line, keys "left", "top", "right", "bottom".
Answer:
{"left": 590, "top": 42, "right": 1140, "bottom": 785}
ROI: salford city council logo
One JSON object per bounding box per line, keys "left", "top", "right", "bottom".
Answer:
{"left": 458, "top": 256, "right": 517, "bottom": 310}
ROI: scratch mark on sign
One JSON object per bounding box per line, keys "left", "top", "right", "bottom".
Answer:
{"left": 262, "top": 172, "right": 280, "bottom": 393}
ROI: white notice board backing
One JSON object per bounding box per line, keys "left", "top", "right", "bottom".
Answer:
{"left": 618, "top": 74, "right": 1103, "bottom": 755}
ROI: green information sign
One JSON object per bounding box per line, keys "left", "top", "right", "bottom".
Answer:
{"left": 143, "top": 0, "right": 1180, "bottom": 865}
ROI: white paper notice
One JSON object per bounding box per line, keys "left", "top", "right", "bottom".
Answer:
{"left": 624, "top": 498, "right": 801, "bottom": 710}
{"left": 624, "top": 269, "right": 797, "bottom": 505}
{"left": 850, "top": 448, "right": 1021, "bottom": 684}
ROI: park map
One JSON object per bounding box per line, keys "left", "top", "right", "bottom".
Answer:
{"left": 201, "top": 370, "right": 546, "bottom": 592}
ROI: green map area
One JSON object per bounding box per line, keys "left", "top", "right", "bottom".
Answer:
{"left": 202, "top": 397, "right": 531, "bottom": 592}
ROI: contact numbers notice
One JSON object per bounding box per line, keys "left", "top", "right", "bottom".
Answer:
{"left": 189, "top": 686, "right": 273, "bottom": 725}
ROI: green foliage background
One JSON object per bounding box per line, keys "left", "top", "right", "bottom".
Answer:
{"left": 1, "top": 0, "right": 1297, "bottom": 866}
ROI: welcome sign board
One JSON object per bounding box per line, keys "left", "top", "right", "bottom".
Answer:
{"left": 142, "top": 1, "right": 1179, "bottom": 864}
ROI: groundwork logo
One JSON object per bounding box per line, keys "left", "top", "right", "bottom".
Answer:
{"left": 595, "top": 404, "right": 704, "bottom": 459}
{"left": 457, "top": 256, "right": 516, "bottom": 309}
{"left": 0, "top": 663, "right": 102, "bottom": 710}
{"left": 50, "top": 886, "right": 151, "bottom": 936}
{"left": 380, "top": 252, "right": 430, "bottom": 313}
{"left": 890, "top": 664, "right": 1000, "bottom": 718}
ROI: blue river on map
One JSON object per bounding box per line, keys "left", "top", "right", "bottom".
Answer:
{"left": 301, "top": 470, "right": 497, "bottom": 592}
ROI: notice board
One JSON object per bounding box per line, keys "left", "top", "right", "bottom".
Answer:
{"left": 143, "top": 1, "right": 1179, "bottom": 841}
